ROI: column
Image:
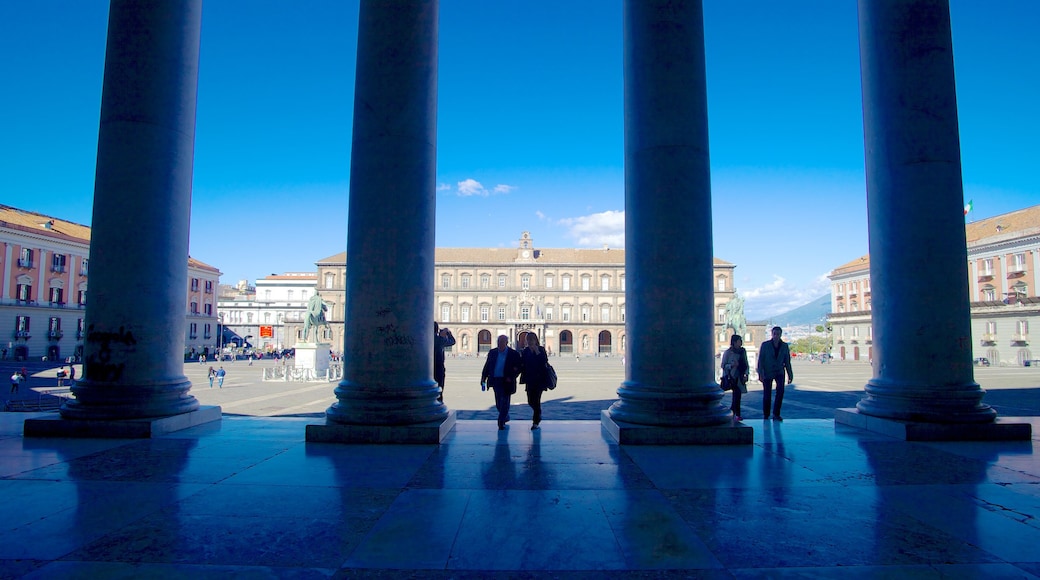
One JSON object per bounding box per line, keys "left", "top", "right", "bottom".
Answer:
{"left": 607, "top": 0, "right": 730, "bottom": 428}
{"left": 323, "top": 0, "right": 446, "bottom": 426}
{"left": 856, "top": 0, "right": 994, "bottom": 423}
{"left": 61, "top": 0, "right": 202, "bottom": 420}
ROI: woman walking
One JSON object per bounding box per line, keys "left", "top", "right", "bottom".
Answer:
{"left": 208, "top": 366, "right": 216, "bottom": 388}
{"left": 520, "top": 334, "right": 550, "bottom": 430}
{"left": 721, "top": 334, "right": 750, "bottom": 421}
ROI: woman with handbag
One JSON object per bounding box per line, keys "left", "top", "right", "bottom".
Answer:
{"left": 520, "top": 333, "right": 550, "bottom": 430}
{"left": 721, "top": 334, "right": 750, "bottom": 422}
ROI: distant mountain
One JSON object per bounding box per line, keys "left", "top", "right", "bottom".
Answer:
{"left": 760, "top": 294, "right": 831, "bottom": 328}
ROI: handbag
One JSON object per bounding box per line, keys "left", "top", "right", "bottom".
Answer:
{"left": 546, "top": 363, "right": 557, "bottom": 390}
{"left": 720, "top": 374, "right": 733, "bottom": 391}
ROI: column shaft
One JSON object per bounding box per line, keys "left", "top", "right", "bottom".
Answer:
{"left": 62, "top": 0, "right": 202, "bottom": 420}
{"left": 608, "top": 0, "right": 728, "bottom": 427}
{"left": 326, "top": 0, "right": 446, "bottom": 426}
{"left": 857, "top": 0, "right": 994, "bottom": 422}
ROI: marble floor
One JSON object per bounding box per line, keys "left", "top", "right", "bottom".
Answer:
{"left": 0, "top": 413, "right": 1038, "bottom": 579}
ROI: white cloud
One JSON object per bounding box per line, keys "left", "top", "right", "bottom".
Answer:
{"left": 535, "top": 210, "right": 546, "bottom": 220}
{"left": 743, "top": 274, "right": 831, "bottom": 321}
{"left": 453, "top": 179, "right": 517, "bottom": 197}
{"left": 457, "top": 178, "right": 488, "bottom": 196}
{"left": 437, "top": 183, "right": 452, "bottom": 192}
{"left": 558, "top": 210, "right": 625, "bottom": 247}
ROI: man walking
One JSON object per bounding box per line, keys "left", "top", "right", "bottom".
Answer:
{"left": 216, "top": 366, "right": 226, "bottom": 388}
{"left": 757, "top": 326, "right": 793, "bottom": 421}
{"left": 481, "top": 335, "right": 522, "bottom": 430}
{"left": 433, "top": 322, "right": 455, "bottom": 403}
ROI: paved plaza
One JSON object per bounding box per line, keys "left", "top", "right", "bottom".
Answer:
{"left": 8, "top": 357, "right": 1039, "bottom": 420}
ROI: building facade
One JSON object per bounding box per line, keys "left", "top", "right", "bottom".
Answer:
{"left": 317, "top": 232, "right": 748, "bottom": 358}
{"left": 1, "top": 204, "right": 220, "bottom": 362}
{"left": 828, "top": 205, "right": 1040, "bottom": 365}
{"left": 217, "top": 273, "right": 318, "bottom": 353}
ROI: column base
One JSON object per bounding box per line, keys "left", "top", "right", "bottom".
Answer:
{"left": 601, "top": 410, "right": 753, "bottom": 445}
{"left": 23, "top": 405, "right": 222, "bottom": 439}
{"left": 306, "top": 410, "right": 456, "bottom": 444}
{"left": 835, "top": 408, "right": 1032, "bottom": 441}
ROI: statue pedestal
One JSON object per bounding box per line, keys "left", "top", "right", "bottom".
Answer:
{"left": 295, "top": 342, "right": 331, "bottom": 374}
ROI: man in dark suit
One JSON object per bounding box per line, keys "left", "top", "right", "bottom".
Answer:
{"left": 481, "top": 334, "right": 522, "bottom": 430}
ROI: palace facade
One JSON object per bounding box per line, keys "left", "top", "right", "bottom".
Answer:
{"left": 0, "top": 204, "right": 221, "bottom": 362}
{"left": 828, "top": 205, "right": 1040, "bottom": 365}
{"left": 315, "top": 232, "right": 747, "bottom": 358}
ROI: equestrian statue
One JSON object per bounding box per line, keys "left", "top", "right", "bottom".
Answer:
{"left": 302, "top": 294, "right": 331, "bottom": 343}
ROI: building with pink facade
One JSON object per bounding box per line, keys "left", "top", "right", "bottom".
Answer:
{"left": 0, "top": 205, "right": 220, "bottom": 362}
{"left": 828, "top": 204, "right": 1040, "bottom": 365}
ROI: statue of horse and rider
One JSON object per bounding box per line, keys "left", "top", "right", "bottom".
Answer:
{"left": 302, "top": 294, "right": 331, "bottom": 343}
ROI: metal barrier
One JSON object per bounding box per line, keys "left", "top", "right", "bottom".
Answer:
{"left": 262, "top": 364, "right": 342, "bottom": 383}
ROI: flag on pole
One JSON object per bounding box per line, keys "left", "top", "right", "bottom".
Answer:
{"left": 964, "top": 199, "right": 974, "bottom": 216}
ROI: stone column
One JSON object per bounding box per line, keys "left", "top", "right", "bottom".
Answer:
{"left": 605, "top": 0, "right": 741, "bottom": 443}
{"left": 854, "top": 0, "right": 994, "bottom": 424}
{"left": 317, "top": 0, "right": 449, "bottom": 434}
{"left": 60, "top": 0, "right": 203, "bottom": 420}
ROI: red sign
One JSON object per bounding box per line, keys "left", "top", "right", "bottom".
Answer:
{"left": 259, "top": 325, "right": 274, "bottom": 338}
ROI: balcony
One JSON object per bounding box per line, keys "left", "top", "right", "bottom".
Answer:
{"left": 51, "top": 265, "right": 66, "bottom": 273}
{"left": 1012, "top": 333, "right": 1029, "bottom": 344}
{"left": 48, "top": 330, "right": 63, "bottom": 340}
{"left": 1008, "top": 264, "right": 1027, "bottom": 276}
{"left": 978, "top": 270, "right": 995, "bottom": 281}
{"left": 49, "top": 301, "right": 67, "bottom": 308}
{"left": 14, "top": 331, "right": 31, "bottom": 340}
{"left": 980, "top": 333, "right": 997, "bottom": 345}
{"left": 17, "top": 259, "right": 34, "bottom": 269}
{"left": 76, "top": 330, "right": 85, "bottom": 340}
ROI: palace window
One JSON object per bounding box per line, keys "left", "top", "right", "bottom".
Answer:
{"left": 189, "top": 323, "right": 197, "bottom": 339}
{"left": 16, "top": 316, "right": 30, "bottom": 332}
{"left": 16, "top": 283, "right": 32, "bottom": 302}
{"left": 441, "top": 305, "right": 451, "bottom": 322}
{"left": 288, "top": 290, "right": 295, "bottom": 301}
{"left": 497, "top": 306, "right": 506, "bottom": 321}
{"left": 545, "top": 307, "right": 554, "bottom": 321}
{"left": 717, "top": 307, "right": 725, "bottom": 323}
{"left": 246, "top": 312, "right": 253, "bottom": 323}
{"left": 205, "top": 280, "right": 214, "bottom": 293}
{"left": 191, "top": 278, "right": 199, "bottom": 292}
{"left": 601, "top": 276, "right": 610, "bottom": 291}
{"left": 521, "top": 275, "right": 530, "bottom": 290}
{"left": 620, "top": 306, "right": 626, "bottom": 322}
{"left": 461, "top": 306, "right": 470, "bottom": 322}
{"left": 51, "top": 253, "right": 66, "bottom": 273}
{"left": 717, "top": 277, "right": 726, "bottom": 291}
{"left": 204, "top": 303, "right": 213, "bottom": 316}
{"left": 521, "top": 306, "right": 530, "bottom": 320}
{"left": 49, "top": 287, "right": 64, "bottom": 304}
{"left": 601, "top": 306, "right": 610, "bottom": 322}
{"left": 325, "top": 273, "right": 335, "bottom": 289}
{"left": 18, "top": 248, "right": 34, "bottom": 268}
{"left": 982, "top": 258, "right": 994, "bottom": 276}
{"left": 544, "top": 275, "right": 554, "bottom": 289}
{"left": 190, "top": 302, "right": 199, "bottom": 314}
{"left": 77, "top": 318, "right": 84, "bottom": 338}
{"left": 562, "top": 276, "right": 571, "bottom": 291}
{"left": 581, "top": 277, "right": 590, "bottom": 291}
{"left": 620, "top": 276, "right": 626, "bottom": 291}
{"left": 480, "top": 275, "right": 490, "bottom": 289}
{"left": 498, "top": 275, "right": 507, "bottom": 288}
{"left": 982, "top": 285, "right": 996, "bottom": 301}
{"left": 562, "top": 306, "right": 571, "bottom": 322}
{"left": 263, "top": 312, "right": 271, "bottom": 323}
{"left": 480, "top": 306, "right": 489, "bottom": 322}
{"left": 78, "top": 290, "right": 87, "bottom": 306}
{"left": 461, "top": 275, "right": 471, "bottom": 289}
{"left": 81, "top": 258, "right": 89, "bottom": 276}
{"left": 204, "top": 324, "right": 212, "bottom": 339}
{"left": 441, "top": 274, "right": 450, "bottom": 289}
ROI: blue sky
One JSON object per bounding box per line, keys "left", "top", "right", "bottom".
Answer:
{"left": 2, "top": 1, "right": 1038, "bottom": 320}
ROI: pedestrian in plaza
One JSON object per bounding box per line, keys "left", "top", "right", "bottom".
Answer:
{"left": 200, "top": 353, "right": 206, "bottom": 365}
{"left": 520, "top": 333, "right": 550, "bottom": 430}
{"left": 216, "top": 366, "right": 226, "bottom": 388}
{"left": 481, "top": 335, "right": 522, "bottom": 430}
{"left": 9, "top": 371, "right": 21, "bottom": 393}
{"left": 208, "top": 366, "right": 216, "bottom": 388}
{"left": 756, "top": 326, "right": 793, "bottom": 421}
{"left": 1, "top": 348, "right": 7, "bottom": 360}
{"left": 56, "top": 366, "right": 67, "bottom": 388}
{"left": 721, "top": 334, "right": 750, "bottom": 422}
{"left": 433, "top": 322, "right": 455, "bottom": 403}
{"left": 68, "top": 364, "right": 75, "bottom": 383}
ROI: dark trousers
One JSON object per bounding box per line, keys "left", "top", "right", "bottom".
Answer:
{"left": 730, "top": 386, "right": 742, "bottom": 416}
{"left": 527, "top": 388, "right": 544, "bottom": 424}
{"left": 491, "top": 381, "right": 512, "bottom": 426}
{"left": 762, "top": 375, "right": 785, "bottom": 418}
{"left": 434, "top": 366, "right": 446, "bottom": 402}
